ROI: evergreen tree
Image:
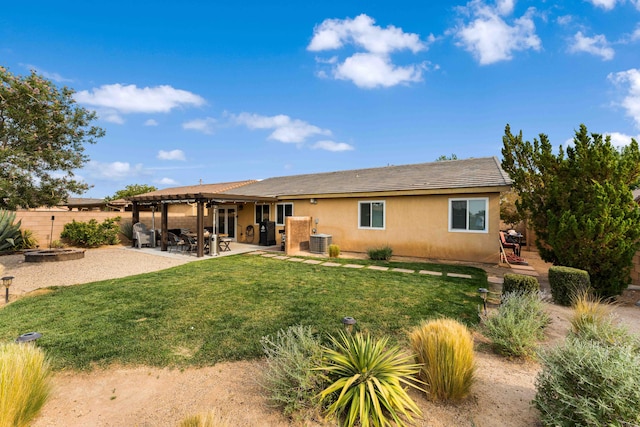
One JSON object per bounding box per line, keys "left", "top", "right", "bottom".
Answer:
{"left": 501, "top": 124, "right": 640, "bottom": 297}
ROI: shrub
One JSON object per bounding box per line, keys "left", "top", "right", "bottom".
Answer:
{"left": 0, "top": 343, "right": 52, "bottom": 427}
{"left": 483, "top": 291, "right": 550, "bottom": 358}
{"left": 367, "top": 246, "right": 392, "bottom": 261}
{"left": 18, "top": 228, "right": 38, "bottom": 249}
{"left": 328, "top": 244, "right": 340, "bottom": 258}
{"left": 61, "top": 217, "right": 121, "bottom": 247}
{"left": 548, "top": 266, "right": 590, "bottom": 306}
{"left": 50, "top": 240, "right": 65, "bottom": 249}
{"left": 534, "top": 337, "right": 640, "bottom": 426}
{"left": 409, "top": 318, "right": 476, "bottom": 401}
{"left": 501, "top": 273, "right": 539, "bottom": 296}
{"left": 317, "top": 331, "right": 422, "bottom": 427}
{"left": 177, "top": 410, "right": 232, "bottom": 427}
{"left": 570, "top": 290, "right": 611, "bottom": 336}
{"left": 260, "top": 325, "right": 326, "bottom": 418}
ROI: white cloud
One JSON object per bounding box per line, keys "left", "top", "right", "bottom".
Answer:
{"left": 453, "top": 0, "right": 541, "bottom": 65}
{"left": 586, "top": 0, "right": 619, "bottom": 9}
{"left": 84, "top": 161, "right": 146, "bottom": 180}
{"left": 74, "top": 84, "right": 205, "bottom": 114}
{"left": 157, "top": 149, "right": 186, "bottom": 161}
{"left": 334, "top": 53, "right": 424, "bottom": 89}
{"left": 630, "top": 25, "right": 640, "bottom": 42}
{"left": 609, "top": 69, "right": 640, "bottom": 129}
{"left": 308, "top": 14, "right": 429, "bottom": 88}
{"left": 311, "top": 140, "right": 355, "bottom": 152}
{"left": 308, "top": 14, "right": 426, "bottom": 54}
{"left": 144, "top": 119, "right": 159, "bottom": 126}
{"left": 100, "top": 111, "right": 125, "bottom": 124}
{"left": 155, "top": 177, "right": 178, "bottom": 186}
{"left": 232, "top": 112, "right": 331, "bottom": 143}
{"left": 182, "top": 117, "right": 217, "bottom": 134}
{"left": 605, "top": 131, "right": 640, "bottom": 147}
{"left": 568, "top": 31, "right": 614, "bottom": 60}
{"left": 21, "top": 64, "right": 73, "bottom": 83}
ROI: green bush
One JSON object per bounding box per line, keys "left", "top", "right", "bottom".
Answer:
{"left": 328, "top": 244, "right": 340, "bottom": 258}
{"left": 60, "top": 217, "right": 121, "bottom": 247}
{"left": 259, "top": 325, "right": 326, "bottom": 418}
{"left": 367, "top": 246, "right": 392, "bottom": 261}
{"left": 409, "top": 318, "right": 476, "bottom": 401}
{"left": 549, "top": 266, "right": 590, "bottom": 306}
{"left": 483, "top": 291, "right": 550, "bottom": 358}
{"left": 0, "top": 343, "right": 52, "bottom": 427}
{"left": 534, "top": 337, "right": 640, "bottom": 426}
{"left": 501, "top": 273, "right": 539, "bottom": 296}
{"left": 317, "top": 331, "right": 422, "bottom": 427}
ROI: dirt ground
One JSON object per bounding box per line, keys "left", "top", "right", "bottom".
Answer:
{"left": 3, "top": 247, "right": 638, "bottom": 427}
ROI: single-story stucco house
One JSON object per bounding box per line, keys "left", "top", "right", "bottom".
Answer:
{"left": 128, "top": 157, "right": 512, "bottom": 263}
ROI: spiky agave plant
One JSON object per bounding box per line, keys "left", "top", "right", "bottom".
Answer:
{"left": 317, "top": 331, "right": 423, "bottom": 427}
{"left": 0, "top": 209, "right": 23, "bottom": 252}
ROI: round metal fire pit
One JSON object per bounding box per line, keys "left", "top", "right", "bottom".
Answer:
{"left": 24, "top": 249, "right": 85, "bottom": 263}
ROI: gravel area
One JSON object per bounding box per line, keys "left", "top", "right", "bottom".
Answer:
{"left": 0, "top": 246, "right": 192, "bottom": 304}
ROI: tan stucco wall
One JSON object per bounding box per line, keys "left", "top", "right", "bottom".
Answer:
{"left": 275, "top": 193, "right": 501, "bottom": 263}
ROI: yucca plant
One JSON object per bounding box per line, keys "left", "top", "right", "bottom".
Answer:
{"left": 177, "top": 410, "right": 232, "bottom": 427}
{"left": 409, "top": 318, "right": 476, "bottom": 401}
{"left": 0, "top": 342, "right": 52, "bottom": 427}
{"left": 0, "top": 209, "right": 23, "bottom": 252}
{"left": 19, "top": 228, "right": 38, "bottom": 249}
{"left": 316, "top": 331, "right": 423, "bottom": 427}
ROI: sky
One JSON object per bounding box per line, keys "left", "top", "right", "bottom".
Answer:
{"left": 2, "top": 0, "right": 640, "bottom": 198}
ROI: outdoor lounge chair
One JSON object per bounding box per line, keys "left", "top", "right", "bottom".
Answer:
{"left": 133, "top": 222, "right": 156, "bottom": 248}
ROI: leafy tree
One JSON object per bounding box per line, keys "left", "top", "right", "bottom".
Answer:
{"left": 435, "top": 154, "right": 458, "bottom": 161}
{"left": 104, "top": 184, "right": 158, "bottom": 202}
{"left": 0, "top": 66, "right": 105, "bottom": 209}
{"left": 500, "top": 190, "right": 525, "bottom": 228}
{"left": 501, "top": 124, "right": 640, "bottom": 297}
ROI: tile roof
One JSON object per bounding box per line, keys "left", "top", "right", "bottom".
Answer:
{"left": 223, "top": 157, "right": 511, "bottom": 197}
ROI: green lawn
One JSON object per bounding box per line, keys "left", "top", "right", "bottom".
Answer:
{"left": 0, "top": 255, "right": 486, "bottom": 370}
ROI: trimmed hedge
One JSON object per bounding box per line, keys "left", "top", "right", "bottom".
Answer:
{"left": 548, "top": 266, "right": 590, "bottom": 306}
{"left": 502, "top": 274, "right": 540, "bottom": 296}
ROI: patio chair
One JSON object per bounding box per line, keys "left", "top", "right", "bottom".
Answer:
{"left": 167, "top": 232, "right": 185, "bottom": 253}
{"left": 499, "top": 231, "right": 520, "bottom": 256}
{"left": 180, "top": 233, "right": 198, "bottom": 254}
{"left": 133, "top": 223, "right": 156, "bottom": 248}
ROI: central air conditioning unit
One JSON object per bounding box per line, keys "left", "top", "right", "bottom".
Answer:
{"left": 310, "top": 234, "right": 332, "bottom": 254}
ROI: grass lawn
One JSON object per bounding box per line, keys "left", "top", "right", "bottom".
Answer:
{"left": 0, "top": 255, "right": 486, "bottom": 370}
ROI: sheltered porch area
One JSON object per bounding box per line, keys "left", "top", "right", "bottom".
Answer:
{"left": 128, "top": 185, "right": 278, "bottom": 258}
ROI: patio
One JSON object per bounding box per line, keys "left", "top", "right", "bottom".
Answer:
{"left": 125, "top": 240, "right": 281, "bottom": 260}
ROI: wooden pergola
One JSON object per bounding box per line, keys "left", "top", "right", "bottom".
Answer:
{"left": 128, "top": 191, "right": 277, "bottom": 257}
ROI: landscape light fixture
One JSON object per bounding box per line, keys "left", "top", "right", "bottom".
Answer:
{"left": 2, "top": 276, "right": 14, "bottom": 303}
{"left": 342, "top": 316, "right": 356, "bottom": 333}
{"left": 478, "top": 288, "right": 488, "bottom": 316}
{"left": 15, "top": 332, "right": 42, "bottom": 345}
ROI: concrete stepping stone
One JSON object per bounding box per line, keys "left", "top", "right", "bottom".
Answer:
{"left": 261, "top": 253, "right": 278, "bottom": 258}
{"left": 488, "top": 276, "right": 504, "bottom": 285}
{"left": 367, "top": 265, "right": 389, "bottom": 271}
{"left": 419, "top": 270, "right": 443, "bottom": 276}
{"left": 343, "top": 264, "right": 364, "bottom": 269}
{"left": 391, "top": 268, "right": 415, "bottom": 274}
{"left": 247, "top": 251, "right": 266, "bottom": 255}
{"left": 447, "top": 273, "right": 473, "bottom": 279}
{"left": 303, "top": 259, "right": 323, "bottom": 264}
{"left": 273, "top": 256, "right": 290, "bottom": 260}
{"left": 321, "top": 262, "right": 341, "bottom": 267}
{"left": 287, "top": 257, "right": 304, "bottom": 262}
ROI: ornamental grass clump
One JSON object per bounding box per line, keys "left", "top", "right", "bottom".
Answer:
{"left": 177, "top": 410, "right": 232, "bottom": 427}
{"left": 0, "top": 342, "right": 52, "bottom": 427}
{"left": 317, "top": 331, "right": 422, "bottom": 427}
{"left": 569, "top": 289, "right": 612, "bottom": 335}
{"left": 409, "top": 318, "right": 475, "bottom": 401}
{"left": 483, "top": 291, "right": 550, "bottom": 358}
{"left": 259, "top": 325, "right": 326, "bottom": 418}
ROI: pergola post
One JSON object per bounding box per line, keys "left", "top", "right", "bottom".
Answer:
{"left": 131, "top": 202, "right": 140, "bottom": 247}
{"left": 196, "top": 199, "right": 205, "bottom": 257}
{"left": 161, "top": 202, "right": 169, "bottom": 251}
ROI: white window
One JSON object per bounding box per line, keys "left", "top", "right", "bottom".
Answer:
{"left": 449, "top": 198, "right": 488, "bottom": 233}
{"left": 276, "top": 203, "right": 293, "bottom": 226}
{"left": 359, "top": 201, "right": 385, "bottom": 229}
{"left": 255, "top": 204, "right": 270, "bottom": 223}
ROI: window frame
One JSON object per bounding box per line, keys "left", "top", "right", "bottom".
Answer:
{"left": 276, "top": 203, "right": 294, "bottom": 226}
{"left": 448, "top": 197, "right": 489, "bottom": 233}
{"left": 255, "top": 204, "right": 270, "bottom": 224}
{"left": 358, "top": 200, "right": 386, "bottom": 230}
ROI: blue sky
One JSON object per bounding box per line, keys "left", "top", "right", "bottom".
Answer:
{"left": 2, "top": 0, "right": 640, "bottom": 198}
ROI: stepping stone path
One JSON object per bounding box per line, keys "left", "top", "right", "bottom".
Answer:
{"left": 248, "top": 252, "right": 478, "bottom": 281}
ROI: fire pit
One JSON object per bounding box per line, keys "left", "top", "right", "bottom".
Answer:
{"left": 24, "top": 249, "right": 85, "bottom": 263}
